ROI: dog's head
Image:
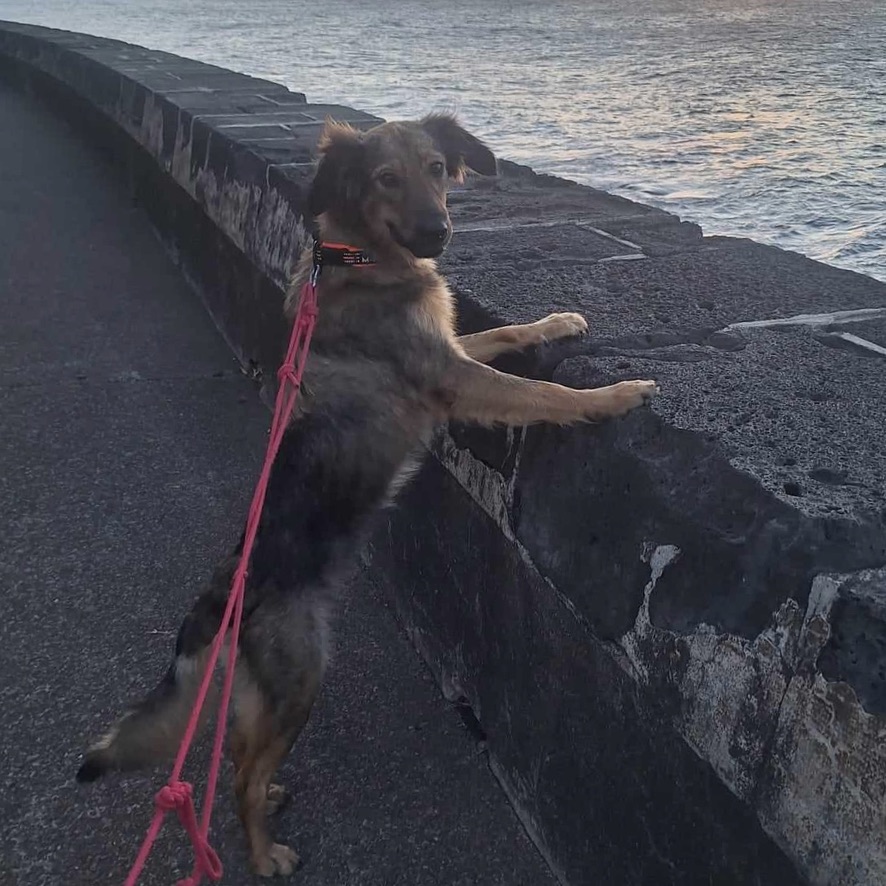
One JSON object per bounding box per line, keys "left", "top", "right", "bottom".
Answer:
{"left": 308, "top": 114, "right": 497, "bottom": 259}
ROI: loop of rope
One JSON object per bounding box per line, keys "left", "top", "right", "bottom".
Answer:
{"left": 123, "top": 277, "right": 319, "bottom": 886}
{"left": 152, "top": 782, "right": 223, "bottom": 884}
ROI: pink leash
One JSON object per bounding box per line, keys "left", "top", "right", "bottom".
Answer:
{"left": 123, "top": 274, "right": 319, "bottom": 886}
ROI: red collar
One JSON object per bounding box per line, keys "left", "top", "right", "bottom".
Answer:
{"left": 312, "top": 239, "right": 376, "bottom": 269}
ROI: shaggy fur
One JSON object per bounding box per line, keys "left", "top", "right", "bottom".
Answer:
{"left": 76, "top": 114, "right": 658, "bottom": 877}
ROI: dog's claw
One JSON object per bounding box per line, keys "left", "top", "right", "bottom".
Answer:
{"left": 634, "top": 380, "right": 660, "bottom": 405}
{"left": 638, "top": 382, "right": 660, "bottom": 404}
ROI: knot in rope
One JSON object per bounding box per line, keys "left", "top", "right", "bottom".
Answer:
{"left": 277, "top": 363, "right": 300, "bottom": 386}
{"left": 300, "top": 302, "right": 319, "bottom": 321}
{"left": 155, "top": 781, "right": 192, "bottom": 812}
{"left": 152, "top": 781, "right": 223, "bottom": 884}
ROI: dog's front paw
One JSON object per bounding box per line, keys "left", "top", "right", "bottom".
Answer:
{"left": 535, "top": 312, "right": 588, "bottom": 342}
{"left": 609, "top": 380, "right": 659, "bottom": 415}
{"left": 582, "top": 379, "right": 659, "bottom": 420}
{"left": 254, "top": 842, "right": 299, "bottom": 877}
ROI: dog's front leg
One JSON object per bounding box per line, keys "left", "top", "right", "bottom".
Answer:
{"left": 443, "top": 357, "right": 657, "bottom": 427}
{"left": 457, "top": 313, "right": 587, "bottom": 364}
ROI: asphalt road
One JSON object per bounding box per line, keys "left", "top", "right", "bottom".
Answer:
{"left": 0, "top": 81, "right": 554, "bottom": 886}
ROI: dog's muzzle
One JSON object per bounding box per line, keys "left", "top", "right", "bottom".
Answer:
{"left": 392, "top": 217, "right": 452, "bottom": 258}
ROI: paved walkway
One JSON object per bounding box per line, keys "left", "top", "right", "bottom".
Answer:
{"left": 0, "top": 82, "right": 554, "bottom": 886}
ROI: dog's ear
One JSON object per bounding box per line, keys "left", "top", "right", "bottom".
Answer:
{"left": 420, "top": 113, "right": 497, "bottom": 182}
{"left": 308, "top": 121, "right": 367, "bottom": 219}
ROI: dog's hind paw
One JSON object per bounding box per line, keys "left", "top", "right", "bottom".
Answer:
{"left": 266, "top": 783, "right": 290, "bottom": 816}
{"left": 254, "top": 843, "right": 299, "bottom": 877}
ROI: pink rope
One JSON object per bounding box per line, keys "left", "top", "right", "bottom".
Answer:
{"left": 123, "top": 279, "right": 319, "bottom": 886}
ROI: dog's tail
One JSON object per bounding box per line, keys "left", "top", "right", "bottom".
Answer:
{"left": 76, "top": 559, "right": 236, "bottom": 783}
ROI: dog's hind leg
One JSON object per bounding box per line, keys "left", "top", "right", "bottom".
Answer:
{"left": 457, "top": 313, "right": 588, "bottom": 363}
{"left": 231, "top": 595, "right": 327, "bottom": 878}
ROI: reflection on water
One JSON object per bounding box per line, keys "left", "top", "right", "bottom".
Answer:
{"left": 6, "top": 0, "right": 885, "bottom": 280}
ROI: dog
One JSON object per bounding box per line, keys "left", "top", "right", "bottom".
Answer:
{"left": 76, "top": 113, "right": 658, "bottom": 877}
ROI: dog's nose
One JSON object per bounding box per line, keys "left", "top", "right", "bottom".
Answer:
{"left": 415, "top": 218, "right": 450, "bottom": 244}
{"left": 408, "top": 216, "right": 451, "bottom": 257}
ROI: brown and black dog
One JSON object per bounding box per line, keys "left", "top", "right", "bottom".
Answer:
{"left": 77, "top": 114, "right": 658, "bottom": 877}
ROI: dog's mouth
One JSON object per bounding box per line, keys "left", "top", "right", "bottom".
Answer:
{"left": 387, "top": 222, "right": 451, "bottom": 259}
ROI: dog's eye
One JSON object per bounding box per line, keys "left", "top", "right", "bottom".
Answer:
{"left": 378, "top": 171, "right": 401, "bottom": 189}
{"left": 429, "top": 161, "right": 445, "bottom": 178}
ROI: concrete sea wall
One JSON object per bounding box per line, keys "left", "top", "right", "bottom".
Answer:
{"left": 2, "top": 21, "right": 885, "bottom": 886}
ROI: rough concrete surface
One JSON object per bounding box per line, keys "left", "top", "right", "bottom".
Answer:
{"left": 0, "top": 81, "right": 555, "bottom": 886}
